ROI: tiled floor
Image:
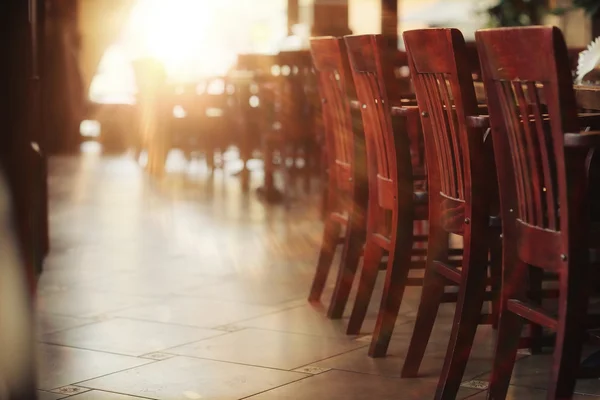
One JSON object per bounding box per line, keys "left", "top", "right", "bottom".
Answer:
{"left": 35, "top": 150, "right": 600, "bottom": 399}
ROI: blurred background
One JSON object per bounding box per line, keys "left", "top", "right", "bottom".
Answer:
{"left": 48, "top": 0, "right": 597, "bottom": 155}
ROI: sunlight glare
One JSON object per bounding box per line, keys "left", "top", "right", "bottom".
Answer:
{"left": 123, "top": 0, "right": 236, "bottom": 81}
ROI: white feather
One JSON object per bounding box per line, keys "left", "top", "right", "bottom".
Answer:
{"left": 576, "top": 36, "right": 600, "bottom": 84}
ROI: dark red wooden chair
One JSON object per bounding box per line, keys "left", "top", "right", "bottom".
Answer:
{"left": 307, "top": 37, "right": 368, "bottom": 315}
{"left": 400, "top": 28, "right": 502, "bottom": 399}
{"left": 343, "top": 34, "right": 432, "bottom": 357}
{"left": 476, "top": 26, "right": 600, "bottom": 400}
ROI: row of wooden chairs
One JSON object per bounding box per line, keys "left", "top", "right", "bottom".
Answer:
{"left": 309, "top": 26, "right": 600, "bottom": 400}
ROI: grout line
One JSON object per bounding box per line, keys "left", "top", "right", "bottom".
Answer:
{"left": 69, "top": 387, "right": 157, "bottom": 400}
{"left": 136, "top": 353, "right": 314, "bottom": 375}
{"left": 39, "top": 341, "right": 163, "bottom": 360}
{"left": 238, "top": 374, "right": 316, "bottom": 399}
{"left": 213, "top": 322, "right": 415, "bottom": 341}
{"left": 68, "top": 359, "right": 166, "bottom": 391}
{"left": 461, "top": 389, "right": 487, "bottom": 398}
{"left": 289, "top": 345, "right": 372, "bottom": 372}
{"left": 38, "top": 320, "right": 104, "bottom": 336}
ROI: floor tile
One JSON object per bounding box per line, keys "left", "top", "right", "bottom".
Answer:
{"left": 246, "top": 369, "right": 480, "bottom": 399}
{"left": 76, "top": 270, "right": 220, "bottom": 297}
{"left": 80, "top": 356, "right": 307, "bottom": 400}
{"left": 38, "top": 313, "right": 94, "bottom": 335}
{"left": 38, "top": 344, "right": 152, "bottom": 391}
{"left": 37, "top": 290, "right": 156, "bottom": 318}
{"left": 38, "top": 392, "right": 65, "bottom": 400}
{"left": 312, "top": 323, "right": 497, "bottom": 380}
{"left": 465, "top": 385, "right": 600, "bottom": 399}
{"left": 474, "top": 348, "right": 600, "bottom": 396}
{"left": 236, "top": 304, "right": 378, "bottom": 339}
{"left": 42, "top": 318, "right": 224, "bottom": 356}
{"left": 67, "top": 390, "right": 150, "bottom": 399}
{"left": 179, "top": 279, "right": 308, "bottom": 306}
{"left": 167, "top": 328, "right": 365, "bottom": 370}
{"left": 113, "top": 297, "right": 281, "bottom": 328}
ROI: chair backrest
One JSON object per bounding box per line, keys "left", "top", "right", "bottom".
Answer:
{"left": 403, "top": 28, "right": 484, "bottom": 213}
{"left": 310, "top": 37, "right": 354, "bottom": 186}
{"left": 344, "top": 34, "right": 422, "bottom": 217}
{"left": 344, "top": 35, "right": 406, "bottom": 186}
{"left": 476, "top": 26, "right": 583, "bottom": 266}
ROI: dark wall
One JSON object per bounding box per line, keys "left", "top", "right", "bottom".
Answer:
{"left": 0, "top": 0, "right": 48, "bottom": 289}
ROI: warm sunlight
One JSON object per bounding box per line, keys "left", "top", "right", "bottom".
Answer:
{"left": 88, "top": 0, "right": 288, "bottom": 104}
{"left": 122, "top": 0, "right": 237, "bottom": 81}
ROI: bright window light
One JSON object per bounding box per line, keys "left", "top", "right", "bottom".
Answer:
{"left": 80, "top": 120, "right": 102, "bottom": 137}
{"left": 173, "top": 105, "right": 187, "bottom": 118}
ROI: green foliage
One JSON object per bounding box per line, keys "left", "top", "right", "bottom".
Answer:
{"left": 573, "top": 0, "right": 600, "bottom": 15}
{"left": 486, "top": 0, "right": 546, "bottom": 27}
{"left": 552, "top": 0, "right": 600, "bottom": 16}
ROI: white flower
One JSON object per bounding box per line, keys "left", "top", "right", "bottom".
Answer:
{"left": 576, "top": 36, "right": 600, "bottom": 84}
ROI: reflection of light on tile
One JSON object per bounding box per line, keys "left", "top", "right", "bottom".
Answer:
{"left": 183, "top": 391, "right": 203, "bottom": 399}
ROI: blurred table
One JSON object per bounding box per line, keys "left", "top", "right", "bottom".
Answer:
{"left": 473, "top": 81, "right": 600, "bottom": 111}
{"left": 575, "top": 85, "right": 600, "bottom": 111}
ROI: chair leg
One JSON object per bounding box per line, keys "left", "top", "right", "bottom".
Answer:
{"left": 528, "top": 266, "right": 544, "bottom": 354}
{"left": 401, "top": 223, "right": 449, "bottom": 378}
{"left": 369, "top": 216, "right": 414, "bottom": 358}
{"left": 346, "top": 240, "right": 383, "bottom": 335}
{"left": 487, "top": 253, "right": 528, "bottom": 400}
{"left": 486, "top": 308, "right": 524, "bottom": 400}
{"left": 308, "top": 217, "right": 341, "bottom": 302}
{"left": 327, "top": 220, "right": 365, "bottom": 319}
{"left": 489, "top": 234, "right": 502, "bottom": 329}
{"left": 547, "top": 275, "right": 590, "bottom": 400}
{"left": 434, "top": 237, "right": 489, "bottom": 400}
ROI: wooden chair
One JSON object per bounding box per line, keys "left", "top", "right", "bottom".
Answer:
{"left": 231, "top": 54, "right": 282, "bottom": 199}
{"left": 230, "top": 54, "right": 270, "bottom": 185}
{"left": 476, "top": 26, "right": 600, "bottom": 400}
{"left": 307, "top": 37, "right": 368, "bottom": 318}
{"left": 274, "top": 50, "right": 319, "bottom": 198}
{"left": 400, "top": 28, "right": 502, "bottom": 399}
{"left": 343, "top": 34, "right": 432, "bottom": 357}
{"left": 251, "top": 51, "right": 318, "bottom": 203}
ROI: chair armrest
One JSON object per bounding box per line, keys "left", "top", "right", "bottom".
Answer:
{"left": 564, "top": 131, "right": 600, "bottom": 148}
{"left": 466, "top": 115, "right": 489, "bottom": 129}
